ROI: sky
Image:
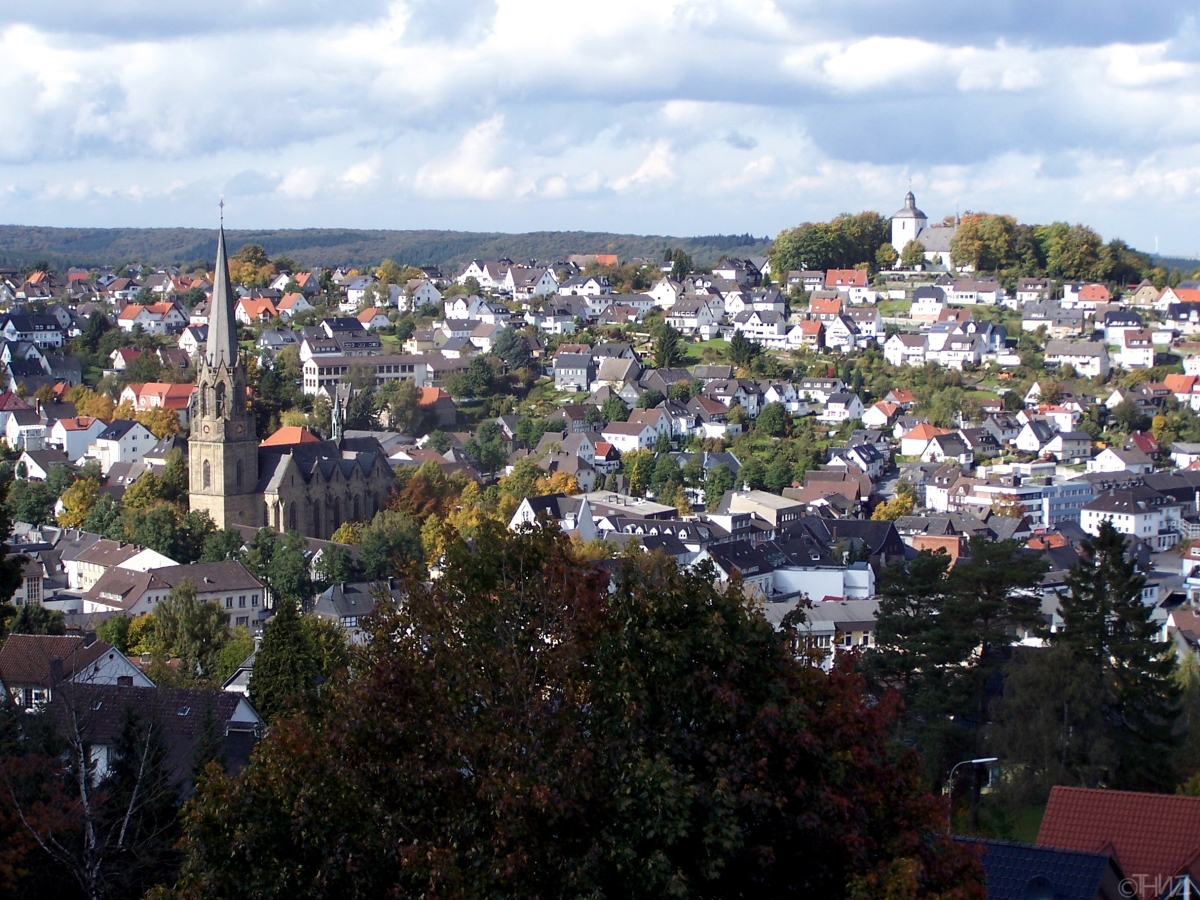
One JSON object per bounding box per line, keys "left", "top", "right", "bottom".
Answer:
{"left": 2, "top": 0, "right": 1200, "bottom": 254}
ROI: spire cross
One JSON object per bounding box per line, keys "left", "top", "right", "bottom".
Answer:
{"left": 219, "top": 197, "right": 224, "bottom": 224}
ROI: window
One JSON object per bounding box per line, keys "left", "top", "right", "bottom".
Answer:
{"left": 203, "top": 459, "right": 211, "bottom": 489}
{"left": 225, "top": 596, "right": 232, "bottom": 609}
{"left": 251, "top": 594, "right": 259, "bottom": 606}
{"left": 178, "top": 707, "right": 191, "bottom": 717}
{"left": 238, "top": 595, "right": 246, "bottom": 608}
{"left": 236, "top": 616, "right": 249, "bottom": 627}
{"left": 236, "top": 459, "right": 243, "bottom": 487}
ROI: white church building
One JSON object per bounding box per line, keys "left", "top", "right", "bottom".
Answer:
{"left": 890, "top": 191, "right": 957, "bottom": 269}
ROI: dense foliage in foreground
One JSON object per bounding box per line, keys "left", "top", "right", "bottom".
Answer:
{"left": 163, "top": 524, "right": 981, "bottom": 900}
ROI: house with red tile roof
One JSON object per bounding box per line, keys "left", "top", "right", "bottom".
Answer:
{"left": 119, "top": 382, "right": 197, "bottom": 426}
{"left": 276, "top": 292, "right": 314, "bottom": 321}
{"left": 825, "top": 269, "right": 867, "bottom": 289}
{"left": 259, "top": 426, "right": 322, "bottom": 448}
{"left": 1038, "top": 786, "right": 1200, "bottom": 900}
{"left": 235, "top": 298, "right": 278, "bottom": 325}
{"left": 357, "top": 307, "right": 391, "bottom": 330}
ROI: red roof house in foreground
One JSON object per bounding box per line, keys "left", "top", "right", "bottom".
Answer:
{"left": 1037, "top": 786, "right": 1200, "bottom": 899}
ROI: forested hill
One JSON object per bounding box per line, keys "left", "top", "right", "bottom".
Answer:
{"left": 0, "top": 225, "right": 771, "bottom": 271}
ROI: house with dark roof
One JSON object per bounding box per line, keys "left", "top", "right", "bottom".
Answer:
{"left": 958, "top": 837, "right": 1126, "bottom": 900}
{"left": 0, "top": 633, "right": 153, "bottom": 708}
{"left": 48, "top": 682, "right": 262, "bottom": 787}
{"left": 313, "top": 579, "right": 404, "bottom": 644}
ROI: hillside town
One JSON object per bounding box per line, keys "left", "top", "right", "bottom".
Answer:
{"left": 3, "top": 197, "right": 1200, "bottom": 895}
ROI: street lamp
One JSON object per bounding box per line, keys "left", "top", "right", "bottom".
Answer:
{"left": 946, "top": 757, "right": 998, "bottom": 832}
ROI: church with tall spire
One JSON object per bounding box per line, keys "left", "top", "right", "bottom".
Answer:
{"left": 188, "top": 224, "right": 395, "bottom": 538}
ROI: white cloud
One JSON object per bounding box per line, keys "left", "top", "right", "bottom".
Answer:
{"left": 277, "top": 167, "right": 324, "bottom": 200}
{"left": 610, "top": 142, "right": 677, "bottom": 193}
{"left": 413, "top": 116, "right": 515, "bottom": 200}
{"left": 0, "top": 0, "right": 1198, "bottom": 253}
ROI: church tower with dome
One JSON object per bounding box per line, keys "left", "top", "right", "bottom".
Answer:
{"left": 890, "top": 190, "right": 928, "bottom": 252}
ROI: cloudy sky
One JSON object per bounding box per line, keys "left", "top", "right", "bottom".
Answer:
{"left": 2, "top": 0, "right": 1200, "bottom": 253}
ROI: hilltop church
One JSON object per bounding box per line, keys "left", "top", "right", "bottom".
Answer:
{"left": 189, "top": 226, "right": 395, "bottom": 539}
{"left": 889, "top": 190, "right": 957, "bottom": 269}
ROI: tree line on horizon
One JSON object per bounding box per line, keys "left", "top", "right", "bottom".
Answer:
{"left": 769, "top": 210, "right": 1191, "bottom": 289}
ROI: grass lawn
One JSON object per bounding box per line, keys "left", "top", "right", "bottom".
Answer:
{"left": 379, "top": 334, "right": 400, "bottom": 353}
{"left": 684, "top": 338, "right": 728, "bottom": 363}
{"left": 878, "top": 299, "right": 911, "bottom": 316}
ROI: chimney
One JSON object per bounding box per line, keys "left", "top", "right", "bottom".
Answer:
{"left": 83, "top": 631, "right": 96, "bottom": 647}
{"left": 49, "top": 657, "right": 63, "bottom": 686}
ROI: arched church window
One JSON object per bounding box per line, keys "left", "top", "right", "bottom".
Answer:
{"left": 200, "top": 387, "right": 207, "bottom": 418}
{"left": 312, "top": 504, "right": 321, "bottom": 539}
{"left": 353, "top": 496, "right": 360, "bottom": 521}
{"left": 289, "top": 505, "right": 297, "bottom": 532}
{"left": 236, "top": 459, "right": 243, "bottom": 487}
{"left": 203, "top": 459, "right": 211, "bottom": 489}
{"left": 215, "top": 382, "right": 226, "bottom": 418}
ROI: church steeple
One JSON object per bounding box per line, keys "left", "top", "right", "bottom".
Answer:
{"left": 207, "top": 225, "right": 239, "bottom": 369}
{"left": 189, "top": 219, "right": 262, "bottom": 530}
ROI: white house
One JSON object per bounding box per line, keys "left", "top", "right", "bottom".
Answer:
{"left": 601, "top": 421, "right": 659, "bottom": 453}
{"left": 884, "top": 333, "right": 927, "bottom": 367}
{"left": 1081, "top": 487, "right": 1182, "bottom": 552}
{"left": 47, "top": 416, "right": 108, "bottom": 462}
{"left": 1086, "top": 446, "right": 1154, "bottom": 475}
{"left": 85, "top": 420, "right": 155, "bottom": 474}
{"left": 1118, "top": 329, "right": 1156, "bottom": 369}
{"left": 0, "top": 634, "right": 154, "bottom": 709}
{"left": 1044, "top": 340, "right": 1110, "bottom": 378}
{"left": 816, "top": 392, "right": 865, "bottom": 424}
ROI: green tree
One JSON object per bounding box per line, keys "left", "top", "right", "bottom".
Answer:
{"left": 875, "top": 242, "right": 898, "bottom": 270}
{"left": 249, "top": 599, "right": 347, "bottom": 723}
{"left": 653, "top": 323, "right": 686, "bottom": 368}
{"left": 268, "top": 531, "right": 314, "bottom": 609}
{"left": 704, "top": 462, "right": 734, "bottom": 510}
{"left": 1055, "top": 520, "right": 1180, "bottom": 790}
{"left": 635, "top": 388, "right": 665, "bottom": 409}
{"left": 359, "top": 510, "right": 424, "bottom": 579}
{"left": 10, "top": 602, "right": 66, "bottom": 635}
{"left": 755, "top": 402, "right": 788, "bottom": 437}
{"left": 168, "top": 524, "right": 983, "bottom": 900}
{"left": 6, "top": 480, "right": 57, "bottom": 526}
{"left": 96, "top": 614, "right": 132, "bottom": 652}
{"left": 600, "top": 396, "right": 628, "bottom": 423}
{"left": 491, "top": 327, "right": 532, "bottom": 370}
{"left": 201, "top": 528, "right": 245, "bottom": 563}
{"left": 727, "top": 330, "right": 759, "bottom": 368}
{"left": 152, "top": 578, "right": 232, "bottom": 683}
{"left": 900, "top": 240, "right": 926, "bottom": 268}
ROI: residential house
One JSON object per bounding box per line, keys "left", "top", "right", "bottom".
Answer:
{"left": 119, "top": 382, "right": 196, "bottom": 428}
{"left": 1118, "top": 329, "right": 1155, "bottom": 369}
{"left": 600, "top": 421, "right": 659, "bottom": 453}
{"left": 788, "top": 319, "right": 824, "bottom": 350}
{"left": 817, "top": 392, "right": 865, "bottom": 424}
{"left": 85, "top": 420, "right": 155, "bottom": 474}
{"left": 883, "top": 333, "right": 927, "bottom": 367}
{"left": 1045, "top": 340, "right": 1110, "bottom": 378}
{"left": 553, "top": 354, "right": 596, "bottom": 393}
{"left": 900, "top": 423, "right": 949, "bottom": 457}
{"left": 1081, "top": 487, "right": 1182, "bottom": 551}
{"left": 47, "top": 416, "right": 107, "bottom": 462}
{"left": 234, "top": 298, "right": 278, "bottom": 325}
{"left": 5, "top": 408, "right": 46, "bottom": 451}
{"left": 0, "top": 634, "right": 153, "bottom": 709}
{"left": 1036, "top": 786, "right": 1200, "bottom": 900}
{"left": 1086, "top": 446, "right": 1154, "bottom": 475}
{"left": 356, "top": 308, "right": 391, "bottom": 330}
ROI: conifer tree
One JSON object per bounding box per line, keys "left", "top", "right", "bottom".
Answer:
{"left": 1056, "top": 520, "right": 1180, "bottom": 790}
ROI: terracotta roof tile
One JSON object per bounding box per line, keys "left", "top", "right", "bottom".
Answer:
{"left": 1037, "top": 786, "right": 1200, "bottom": 899}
